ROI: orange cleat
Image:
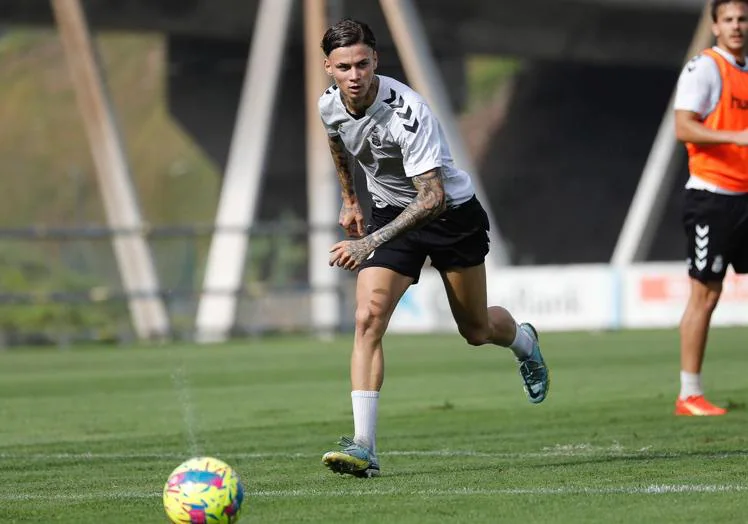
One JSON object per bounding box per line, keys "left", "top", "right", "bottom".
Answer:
{"left": 675, "top": 395, "right": 727, "bottom": 416}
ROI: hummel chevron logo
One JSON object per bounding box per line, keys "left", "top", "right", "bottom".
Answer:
{"left": 390, "top": 95, "right": 405, "bottom": 110}
{"left": 403, "top": 120, "right": 420, "bottom": 133}
{"left": 383, "top": 88, "right": 397, "bottom": 104}
{"left": 383, "top": 88, "right": 420, "bottom": 133}
{"left": 397, "top": 105, "right": 412, "bottom": 120}
{"left": 693, "top": 223, "right": 710, "bottom": 272}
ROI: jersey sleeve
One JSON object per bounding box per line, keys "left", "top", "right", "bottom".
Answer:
{"left": 318, "top": 96, "right": 339, "bottom": 137}
{"left": 321, "top": 117, "right": 338, "bottom": 137}
{"left": 673, "top": 54, "right": 721, "bottom": 119}
{"left": 396, "top": 103, "right": 443, "bottom": 177}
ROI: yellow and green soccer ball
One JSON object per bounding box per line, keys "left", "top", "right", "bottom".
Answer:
{"left": 163, "top": 457, "right": 245, "bottom": 523}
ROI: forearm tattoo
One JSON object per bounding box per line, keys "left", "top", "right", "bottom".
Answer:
{"left": 328, "top": 135, "right": 356, "bottom": 203}
{"left": 365, "top": 170, "right": 446, "bottom": 250}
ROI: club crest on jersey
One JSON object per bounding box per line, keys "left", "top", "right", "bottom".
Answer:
{"left": 369, "top": 127, "right": 382, "bottom": 147}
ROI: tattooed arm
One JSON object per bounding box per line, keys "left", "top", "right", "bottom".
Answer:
{"left": 329, "top": 169, "right": 446, "bottom": 270}
{"left": 328, "top": 135, "right": 365, "bottom": 237}
{"left": 366, "top": 169, "right": 446, "bottom": 250}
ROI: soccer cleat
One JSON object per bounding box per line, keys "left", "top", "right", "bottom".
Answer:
{"left": 517, "top": 323, "right": 549, "bottom": 404}
{"left": 322, "top": 436, "right": 380, "bottom": 478}
{"left": 674, "top": 395, "right": 727, "bottom": 416}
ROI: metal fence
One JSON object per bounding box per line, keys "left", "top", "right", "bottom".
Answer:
{"left": 0, "top": 222, "right": 354, "bottom": 346}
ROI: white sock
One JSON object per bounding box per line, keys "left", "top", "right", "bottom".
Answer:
{"left": 351, "top": 390, "right": 379, "bottom": 453}
{"left": 509, "top": 322, "right": 534, "bottom": 359}
{"left": 679, "top": 371, "right": 703, "bottom": 400}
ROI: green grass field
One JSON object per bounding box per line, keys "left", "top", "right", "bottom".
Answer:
{"left": 1, "top": 328, "right": 747, "bottom": 523}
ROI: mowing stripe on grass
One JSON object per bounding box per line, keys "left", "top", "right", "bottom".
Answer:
{"left": 253, "top": 485, "right": 748, "bottom": 497}
{"left": 2, "top": 484, "right": 747, "bottom": 501}
{"left": 1, "top": 449, "right": 747, "bottom": 461}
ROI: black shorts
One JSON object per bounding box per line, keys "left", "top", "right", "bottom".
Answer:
{"left": 683, "top": 189, "right": 748, "bottom": 282}
{"left": 358, "top": 195, "right": 490, "bottom": 283}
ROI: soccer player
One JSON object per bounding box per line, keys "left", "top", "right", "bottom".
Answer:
{"left": 673, "top": 0, "right": 748, "bottom": 416}
{"left": 317, "top": 19, "right": 549, "bottom": 477}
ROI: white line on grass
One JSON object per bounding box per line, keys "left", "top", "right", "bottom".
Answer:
{"left": 252, "top": 484, "right": 748, "bottom": 497}
{"left": 3, "top": 492, "right": 158, "bottom": 502}
{"left": 1, "top": 484, "right": 746, "bottom": 502}
{"left": 1, "top": 449, "right": 747, "bottom": 461}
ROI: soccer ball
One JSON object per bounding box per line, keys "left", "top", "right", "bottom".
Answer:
{"left": 163, "top": 457, "right": 245, "bottom": 523}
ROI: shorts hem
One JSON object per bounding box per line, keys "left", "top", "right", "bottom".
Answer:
{"left": 688, "top": 270, "right": 726, "bottom": 283}
{"left": 358, "top": 262, "right": 421, "bottom": 284}
{"left": 431, "top": 257, "right": 486, "bottom": 272}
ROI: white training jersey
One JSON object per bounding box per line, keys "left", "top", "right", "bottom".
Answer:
{"left": 674, "top": 47, "right": 748, "bottom": 194}
{"left": 318, "top": 75, "right": 475, "bottom": 208}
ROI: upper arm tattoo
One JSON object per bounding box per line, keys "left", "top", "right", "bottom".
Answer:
{"left": 366, "top": 169, "right": 447, "bottom": 249}
{"left": 328, "top": 135, "right": 356, "bottom": 202}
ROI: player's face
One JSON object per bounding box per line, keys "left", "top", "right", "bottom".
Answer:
{"left": 325, "top": 44, "right": 378, "bottom": 105}
{"left": 713, "top": 2, "right": 748, "bottom": 54}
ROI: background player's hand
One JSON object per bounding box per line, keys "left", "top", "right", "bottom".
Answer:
{"left": 732, "top": 128, "right": 748, "bottom": 146}
{"left": 329, "top": 239, "right": 373, "bottom": 271}
{"left": 339, "top": 202, "right": 365, "bottom": 238}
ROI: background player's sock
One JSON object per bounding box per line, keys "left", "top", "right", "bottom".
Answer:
{"left": 679, "top": 371, "right": 703, "bottom": 399}
{"left": 352, "top": 390, "right": 379, "bottom": 452}
{"left": 509, "top": 322, "right": 534, "bottom": 359}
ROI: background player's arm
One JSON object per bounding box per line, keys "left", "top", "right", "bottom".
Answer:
{"left": 675, "top": 110, "right": 748, "bottom": 146}
{"left": 328, "top": 135, "right": 365, "bottom": 237}
{"left": 363, "top": 168, "right": 446, "bottom": 250}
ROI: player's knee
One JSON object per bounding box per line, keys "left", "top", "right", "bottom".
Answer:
{"left": 354, "top": 302, "right": 387, "bottom": 338}
{"left": 458, "top": 324, "right": 490, "bottom": 347}
{"left": 699, "top": 292, "right": 721, "bottom": 314}
{"left": 690, "top": 283, "right": 722, "bottom": 313}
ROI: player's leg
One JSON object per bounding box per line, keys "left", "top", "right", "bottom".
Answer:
{"left": 435, "top": 263, "right": 509, "bottom": 345}
{"left": 438, "top": 264, "right": 549, "bottom": 404}
{"left": 323, "top": 203, "right": 424, "bottom": 477}
{"left": 676, "top": 189, "right": 731, "bottom": 416}
{"left": 426, "top": 196, "right": 549, "bottom": 403}
{"left": 677, "top": 278, "right": 722, "bottom": 412}
{"left": 351, "top": 266, "right": 413, "bottom": 440}
{"left": 322, "top": 267, "right": 413, "bottom": 477}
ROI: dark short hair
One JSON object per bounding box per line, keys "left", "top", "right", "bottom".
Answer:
{"left": 711, "top": 0, "right": 748, "bottom": 21}
{"left": 321, "top": 18, "right": 376, "bottom": 56}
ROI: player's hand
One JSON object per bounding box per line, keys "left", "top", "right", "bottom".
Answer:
{"left": 339, "top": 202, "right": 365, "bottom": 238}
{"left": 732, "top": 128, "right": 748, "bottom": 146}
{"left": 329, "top": 238, "right": 373, "bottom": 271}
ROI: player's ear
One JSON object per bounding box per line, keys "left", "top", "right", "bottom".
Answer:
{"left": 711, "top": 21, "right": 720, "bottom": 39}
{"left": 372, "top": 50, "right": 378, "bottom": 71}
{"left": 324, "top": 58, "right": 333, "bottom": 77}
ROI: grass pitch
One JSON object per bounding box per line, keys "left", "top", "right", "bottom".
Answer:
{"left": 1, "top": 328, "right": 747, "bottom": 523}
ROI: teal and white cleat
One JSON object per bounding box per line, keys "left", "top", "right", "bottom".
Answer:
{"left": 517, "top": 323, "right": 549, "bottom": 404}
{"left": 322, "top": 436, "right": 380, "bottom": 478}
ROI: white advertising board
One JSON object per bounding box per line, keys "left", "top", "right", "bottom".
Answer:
{"left": 621, "top": 263, "right": 748, "bottom": 327}
{"left": 388, "top": 262, "right": 748, "bottom": 334}
{"left": 389, "top": 264, "right": 616, "bottom": 333}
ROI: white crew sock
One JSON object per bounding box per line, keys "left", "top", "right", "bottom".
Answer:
{"left": 509, "top": 322, "right": 534, "bottom": 359}
{"left": 352, "top": 390, "right": 379, "bottom": 453}
{"left": 679, "top": 371, "right": 703, "bottom": 400}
